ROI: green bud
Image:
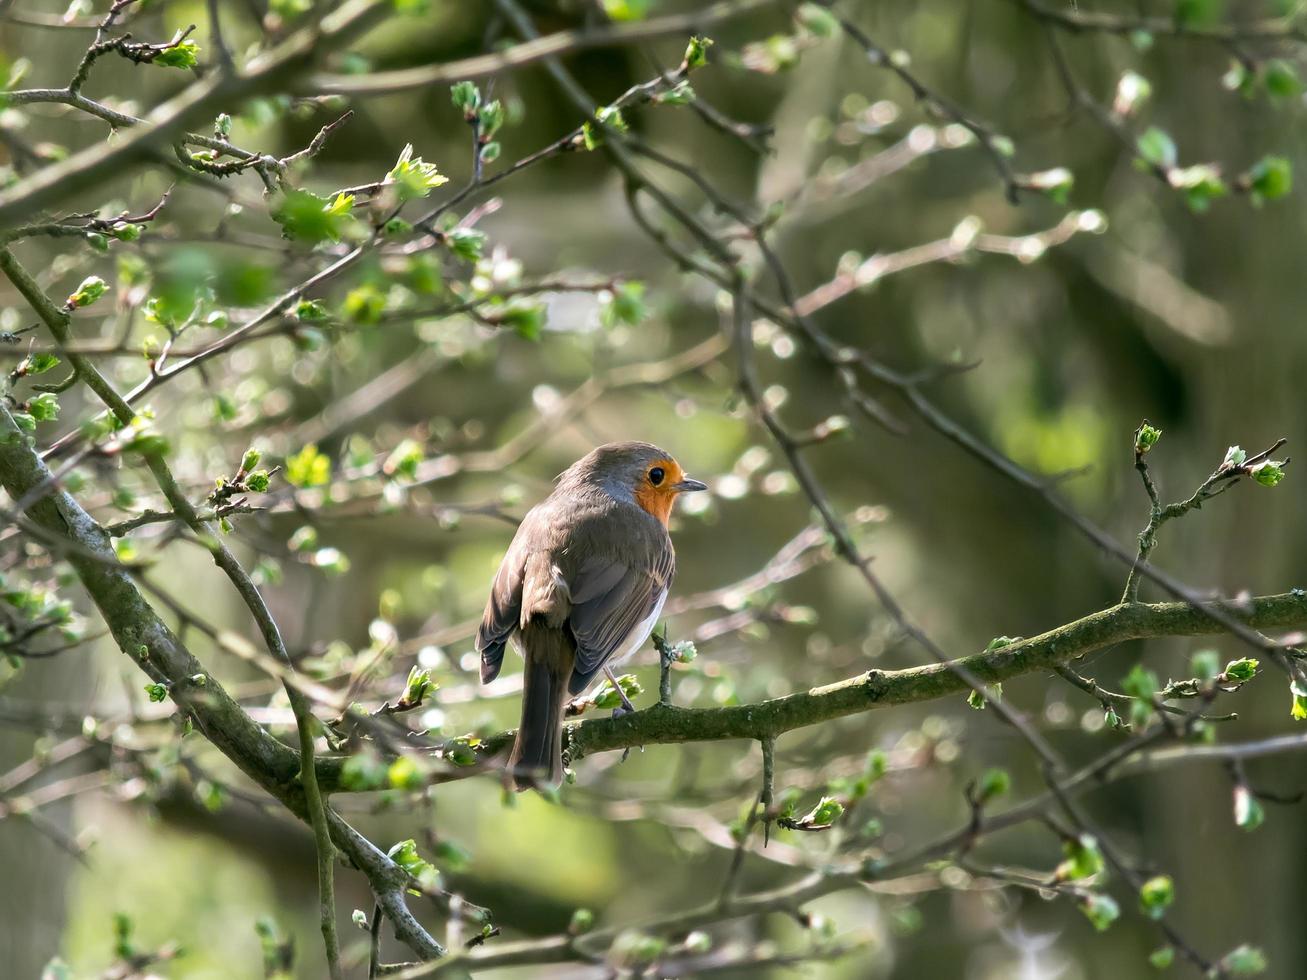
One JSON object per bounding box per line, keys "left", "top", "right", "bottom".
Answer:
{"left": 1251, "top": 460, "right": 1286, "bottom": 487}
{"left": 569, "top": 908, "right": 595, "bottom": 934}
{"left": 67, "top": 275, "right": 109, "bottom": 309}
{"left": 402, "top": 665, "right": 435, "bottom": 706}
{"left": 154, "top": 39, "right": 201, "bottom": 70}
{"left": 1291, "top": 680, "right": 1307, "bottom": 721}
{"left": 479, "top": 99, "right": 505, "bottom": 136}
{"left": 1080, "top": 893, "right": 1120, "bottom": 932}
{"left": 1223, "top": 658, "right": 1259, "bottom": 682}
{"left": 683, "top": 35, "right": 713, "bottom": 70}
{"left": 1220, "top": 944, "right": 1267, "bottom": 976}
{"left": 1056, "top": 834, "right": 1105, "bottom": 882}
{"left": 245, "top": 470, "right": 271, "bottom": 493}
{"left": 241, "top": 448, "right": 261, "bottom": 471}
{"left": 809, "top": 795, "right": 844, "bottom": 827}
{"left": 1148, "top": 946, "right": 1175, "bottom": 970}
{"left": 144, "top": 683, "right": 168, "bottom": 703}
{"left": 569, "top": 909, "right": 595, "bottom": 940}
{"left": 1233, "top": 784, "right": 1265, "bottom": 831}
{"left": 1190, "top": 649, "right": 1220, "bottom": 681}
{"left": 450, "top": 80, "right": 481, "bottom": 117}
{"left": 1139, "top": 875, "right": 1174, "bottom": 919}
{"left": 977, "top": 767, "right": 1010, "bottom": 801}
{"left": 383, "top": 217, "right": 413, "bottom": 237}
{"left": 27, "top": 392, "right": 59, "bottom": 422}
{"left": 1135, "top": 423, "right": 1162, "bottom": 454}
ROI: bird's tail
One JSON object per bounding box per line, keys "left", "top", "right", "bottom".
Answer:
{"left": 508, "top": 621, "right": 573, "bottom": 791}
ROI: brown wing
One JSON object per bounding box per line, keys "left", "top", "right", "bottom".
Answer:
{"left": 475, "top": 514, "right": 533, "bottom": 684}
{"left": 565, "top": 541, "right": 674, "bottom": 695}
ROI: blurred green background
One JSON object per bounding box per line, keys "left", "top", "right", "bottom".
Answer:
{"left": 3, "top": 1, "right": 1306, "bottom": 977}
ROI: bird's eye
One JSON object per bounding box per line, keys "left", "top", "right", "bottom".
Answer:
{"left": 648, "top": 466, "right": 665, "bottom": 486}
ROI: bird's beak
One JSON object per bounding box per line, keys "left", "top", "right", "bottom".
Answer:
{"left": 671, "top": 477, "right": 708, "bottom": 493}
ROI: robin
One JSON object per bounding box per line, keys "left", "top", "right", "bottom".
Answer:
{"left": 475, "top": 442, "right": 707, "bottom": 790}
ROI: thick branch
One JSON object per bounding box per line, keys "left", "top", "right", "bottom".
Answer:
{"left": 0, "top": 404, "right": 443, "bottom": 961}
{"left": 312, "top": 591, "right": 1307, "bottom": 789}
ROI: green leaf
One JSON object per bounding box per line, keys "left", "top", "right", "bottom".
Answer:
{"left": 445, "top": 227, "right": 486, "bottom": 262}
{"left": 977, "top": 767, "right": 1010, "bottom": 801}
{"left": 294, "top": 298, "right": 329, "bottom": 322}
{"left": 1174, "top": 0, "right": 1223, "bottom": 28}
{"left": 1057, "top": 833, "right": 1105, "bottom": 881}
{"left": 1135, "top": 423, "right": 1162, "bottom": 454}
{"left": 1122, "top": 663, "right": 1159, "bottom": 727}
{"left": 1113, "top": 70, "right": 1152, "bottom": 116}
{"left": 593, "top": 673, "right": 642, "bottom": 709}
{"left": 387, "top": 755, "right": 424, "bottom": 789}
{"left": 1263, "top": 59, "right": 1302, "bottom": 99}
{"left": 339, "top": 752, "right": 387, "bottom": 791}
{"left": 272, "top": 189, "right": 354, "bottom": 245}
{"left": 384, "top": 438, "right": 425, "bottom": 480}
{"left": 111, "top": 221, "right": 142, "bottom": 242}
{"left": 600, "top": 281, "right": 647, "bottom": 327}
{"left": 684, "top": 35, "right": 714, "bottom": 71}
{"left": 285, "top": 444, "right": 331, "bottom": 488}
{"left": 144, "top": 682, "right": 168, "bottom": 702}
{"left": 1025, "top": 166, "right": 1075, "bottom": 204}
{"left": 1137, "top": 127, "right": 1178, "bottom": 170}
{"left": 1080, "top": 892, "right": 1120, "bottom": 932}
{"left": 1251, "top": 460, "right": 1286, "bottom": 487}
{"left": 386, "top": 143, "right": 449, "bottom": 201}
{"left": 582, "top": 105, "right": 628, "bottom": 151}
{"left": 154, "top": 39, "right": 200, "bottom": 70}
{"left": 1170, "top": 164, "right": 1227, "bottom": 212}
{"left": 450, "top": 81, "right": 481, "bottom": 117}
{"left": 22, "top": 353, "right": 60, "bottom": 376}
{"left": 67, "top": 275, "right": 109, "bottom": 309}
{"left": 967, "top": 682, "right": 1001, "bottom": 710}
{"left": 1290, "top": 679, "right": 1307, "bottom": 720}
{"left": 1148, "top": 946, "right": 1175, "bottom": 970}
{"left": 808, "top": 795, "right": 844, "bottom": 826}
{"left": 1190, "top": 649, "right": 1220, "bottom": 680}
{"left": 1221, "top": 944, "right": 1268, "bottom": 976}
{"left": 1223, "top": 658, "right": 1258, "bottom": 682}
{"left": 601, "top": 0, "right": 649, "bottom": 21}
{"left": 497, "top": 303, "right": 546, "bottom": 341}
{"left": 1233, "top": 784, "right": 1265, "bottom": 830}
{"left": 1245, "top": 156, "right": 1292, "bottom": 204}
{"left": 342, "top": 283, "right": 386, "bottom": 324}
{"left": 797, "top": 3, "right": 839, "bottom": 36}
{"left": 655, "top": 81, "right": 695, "bottom": 106}
{"left": 1139, "top": 875, "right": 1174, "bottom": 919}
{"left": 27, "top": 393, "right": 59, "bottom": 422}
{"left": 402, "top": 665, "right": 435, "bottom": 706}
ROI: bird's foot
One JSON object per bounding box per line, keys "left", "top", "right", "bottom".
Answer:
{"left": 604, "top": 666, "right": 638, "bottom": 717}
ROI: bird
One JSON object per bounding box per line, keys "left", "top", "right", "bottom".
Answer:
{"left": 475, "top": 442, "right": 707, "bottom": 790}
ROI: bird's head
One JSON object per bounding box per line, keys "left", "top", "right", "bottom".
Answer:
{"left": 563, "top": 441, "right": 707, "bottom": 525}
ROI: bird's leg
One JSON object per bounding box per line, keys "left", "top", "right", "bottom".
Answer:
{"left": 604, "top": 665, "right": 637, "bottom": 718}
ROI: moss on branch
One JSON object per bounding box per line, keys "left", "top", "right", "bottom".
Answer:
{"left": 312, "top": 591, "right": 1307, "bottom": 790}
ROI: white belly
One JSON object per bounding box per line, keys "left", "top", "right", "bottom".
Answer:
{"left": 606, "top": 590, "right": 667, "bottom": 672}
